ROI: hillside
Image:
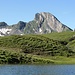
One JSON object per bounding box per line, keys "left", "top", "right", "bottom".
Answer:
{"left": 43, "top": 31, "right": 75, "bottom": 41}
{"left": 42, "top": 31, "right": 75, "bottom": 52}
{"left": 0, "top": 12, "right": 72, "bottom": 36}
{"left": 0, "top": 31, "right": 75, "bottom": 64}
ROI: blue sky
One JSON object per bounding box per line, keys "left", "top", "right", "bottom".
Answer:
{"left": 0, "top": 0, "right": 75, "bottom": 29}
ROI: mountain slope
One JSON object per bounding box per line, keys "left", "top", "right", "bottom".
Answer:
{"left": 0, "top": 12, "right": 73, "bottom": 36}
{"left": 9, "top": 21, "right": 26, "bottom": 35}
{"left": 24, "top": 12, "right": 72, "bottom": 34}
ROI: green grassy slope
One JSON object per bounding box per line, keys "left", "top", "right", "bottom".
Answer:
{"left": 0, "top": 31, "right": 75, "bottom": 64}
{"left": 42, "top": 31, "right": 75, "bottom": 54}
{"left": 42, "top": 31, "right": 75, "bottom": 41}
{"left": 0, "top": 35, "right": 71, "bottom": 56}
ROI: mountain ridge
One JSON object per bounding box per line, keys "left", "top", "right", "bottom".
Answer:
{"left": 0, "top": 12, "right": 73, "bottom": 36}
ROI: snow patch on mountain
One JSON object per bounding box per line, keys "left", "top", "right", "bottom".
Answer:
{"left": 39, "top": 28, "right": 42, "bottom": 32}
{"left": 0, "top": 28, "right": 12, "bottom": 36}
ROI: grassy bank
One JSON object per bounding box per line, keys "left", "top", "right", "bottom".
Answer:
{"left": 0, "top": 48, "right": 75, "bottom": 64}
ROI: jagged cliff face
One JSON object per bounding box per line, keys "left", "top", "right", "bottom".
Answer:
{"left": 35, "top": 12, "right": 71, "bottom": 32}
{"left": 24, "top": 12, "right": 72, "bottom": 34}
{"left": 0, "top": 12, "right": 73, "bottom": 36}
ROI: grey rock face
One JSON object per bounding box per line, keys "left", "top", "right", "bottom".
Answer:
{"left": 12, "top": 21, "right": 26, "bottom": 31}
{"left": 9, "top": 29, "right": 24, "bottom": 35}
{"left": 24, "top": 12, "right": 72, "bottom": 34}
{"left": 9, "top": 21, "right": 26, "bottom": 35}
{"left": 0, "top": 12, "right": 73, "bottom": 36}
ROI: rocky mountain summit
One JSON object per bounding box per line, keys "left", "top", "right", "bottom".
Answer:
{"left": 24, "top": 12, "right": 72, "bottom": 34}
{"left": 0, "top": 12, "right": 72, "bottom": 36}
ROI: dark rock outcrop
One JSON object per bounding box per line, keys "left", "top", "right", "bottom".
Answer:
{"left": 0, "top": 22, "right": 8, "bottom": 28}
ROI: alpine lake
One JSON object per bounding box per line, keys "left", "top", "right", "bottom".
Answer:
{"left": 0, "top": 64, "right": 75, "bottom": 75}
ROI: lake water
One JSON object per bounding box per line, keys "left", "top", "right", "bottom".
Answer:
{"left": 0, "top": 65, "right": 75, "bottom": 75}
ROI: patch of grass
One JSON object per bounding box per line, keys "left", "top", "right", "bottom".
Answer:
{"left": 26, "top": 54, "right": 75, "bottom": 64}
{"left": 42, "top": 31, "right": 75, "bottom": 42}
{"left": 67, "top": 40, "right": 75, "bottom": 52}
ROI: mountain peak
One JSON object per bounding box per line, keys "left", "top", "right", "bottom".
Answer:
{"left": 35, "top": 12, "right": 59, "bottom": 22}
{"left": 25, "top": 12, "right": 72, "bottom": 34}
{"left": 0, "top": 12, "right": 73, "bottom": 36}
{"left": 0, "top": 22, "right": 8, "bottom": 28}
{"left": 18, "top": 21, "right": 26, "bottom": 25}
{"left": 12, "top": 21, "right": 26, "bottom": 31}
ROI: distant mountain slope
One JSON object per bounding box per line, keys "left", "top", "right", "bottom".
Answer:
{"left": 11, "top": 21, "right": 26, "bottom": 31}
{"left": 0, "top": 12, "right": 73, "bottom": 36}
{"left": 9, "top": 21, "right": 26, "bottom": 35}
{"left": 24, "top": 12, "right": 72, "bottom": 34}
